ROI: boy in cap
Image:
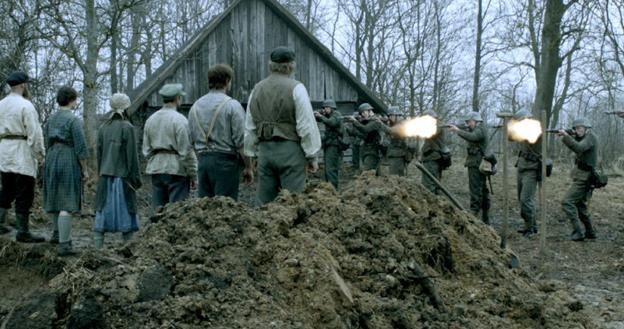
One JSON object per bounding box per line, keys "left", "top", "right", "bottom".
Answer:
{"left": 315, "top": 99, "right": 343, "bottom": 188}
{"left": 0, "top": 71, "right": 46, "bottom": 242}
{"left": 244, "top": 46, "right": 322, "bottom": 205}
{"left": 143, "top": 83, "right": 197, "bottom": 211}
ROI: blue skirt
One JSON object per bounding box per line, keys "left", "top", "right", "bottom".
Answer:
{"left": 94, "top": 177, "right": 139, "bottom": 233}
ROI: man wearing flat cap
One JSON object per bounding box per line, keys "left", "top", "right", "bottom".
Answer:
{"left": 0, "top": 71, "right": 45, "bottom": 242}
{"left": 244, "top": 46, "right": 322, "bottom": 205}
{"left": 315, "top": 99, "right": 344, "bottom": 189}
{"left": 143, "top": 83, "right": 198, "bottom": 211}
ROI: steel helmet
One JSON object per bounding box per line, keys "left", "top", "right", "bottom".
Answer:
{"left": 465, "top": 112, "right": 483, "bottom": 122}
{"left": 572, "top": 118, "right": 591, "bottom": 129}
{"left": 358, "top": 103, "right": 374, "bottom": 113}
{"left": 513, "top": 110, "right": 533, "bottom": 121}
{"left": 322, "top": 99, "right": 337, "bottom": 109}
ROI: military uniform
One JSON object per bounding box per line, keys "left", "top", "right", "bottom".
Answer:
{"left": 516, "top": 138, "right": 542, "bottom": 235}
{"left": 560, "top": 119, "right": 597, "bottom": 241}
{"left": 421, "top": 111, "right": 447, "bottom": 194}
{"left": 316, "top": 100, "right": 343, "bottom": 189}
{"left": 386, "top": 106, "right": 413, "bottom": 176}
{"left": 351, "top": 103, "right": 390, "bottom": 173}
{"left": 456, "top": 112, "right": 490, "bottom": 223}
{"left": 244, "top": 47, "right": 321, "bottom": 205}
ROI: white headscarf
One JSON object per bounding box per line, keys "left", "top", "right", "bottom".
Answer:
{"left": 110, "top": 93, "right": 131, "bottom": 114}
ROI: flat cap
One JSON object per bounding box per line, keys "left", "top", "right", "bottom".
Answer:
{"left": 270, "top": 46, "right": 296, "bottom": 63}
{"left": 158, "top": 83, "right": 186, "bottom": 98}
{"left": 322, "top": 99, "right": 337, "bottom": 109}
{"left": 110, "top": 93, "right": 131, "bottom": 110}
{"left": 7, "top": 71, "right": 29, "bottom": 86}
{"left": 358, "top": 103, "right": 374, "bottom": 113}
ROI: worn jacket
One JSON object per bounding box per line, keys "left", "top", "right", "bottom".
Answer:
{"left": 318, "top": 111, "right": 343, "bottom": 148}
{"left": 0, "top": 93, "right": 45, "bottom": 177}
{"left": 352, "top": 119, "right": 390, "bottom": 157}
{"left": 422, "top": 129, "right": 447, "bottom": 162}
{"left": 457, "top": 124, "right": 488, "bottom": 168}
{"left": 96, "top": 113, "right": 142, "bottom": 213}
{"left": 516, "top": 137, "right": 542, "bottom": 171}
{"left": 562, "top": 131, "right": 598, "bottom": 181}
{"left": 143, "top": 105, "right": 198, "bottom": 179}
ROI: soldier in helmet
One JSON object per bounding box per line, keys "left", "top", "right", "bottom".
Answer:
{"left": 421, "top": 110, "right": 447, "bottom": 194}
{"left": 348, "top": 103, "right": 390, "bottom": 174}
{"left": 386, "top": 106, "right": 414, "bottom": 176}
{"left": 315, "top": 99, "right": 343, "bottom": 188}
{"left": 513, "top": 110, "right": 541, "bottom": 237}
{"left": 556, "top": 118, "right": 598, "bottom": 241}
{"left": 448, "top": 112, "right": 490, "bottom": 224}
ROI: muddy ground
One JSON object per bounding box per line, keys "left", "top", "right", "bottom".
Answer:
{"left": 0, "top": 160, "right": 622, "bottom": 328}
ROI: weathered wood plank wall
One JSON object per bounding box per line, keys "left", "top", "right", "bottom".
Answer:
{"left": 144, "top": 0, "right": 359, "bottom": 107}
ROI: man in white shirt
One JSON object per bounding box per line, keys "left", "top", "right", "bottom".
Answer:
{"left": 0, "top": 71, "right": 45, "bottom": 242}
{"left": 143, "top": 84, "right": 198, "bottom": 211}
{"left": 244, "top": 46, "right": 321, "bottom": 205}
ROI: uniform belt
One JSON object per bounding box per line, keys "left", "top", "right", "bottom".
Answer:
{"left": 0, "top": 135, "right": 27, "bottom": 140}
{"left": 576, "top": 161, "right": 592, "bottom": 172}
{"left": 152, "top": 149, "right": 178, "bottom": 155}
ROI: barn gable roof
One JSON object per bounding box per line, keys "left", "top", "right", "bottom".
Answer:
{"left": 128, "top": 0, "right": 387, "bottom": 114}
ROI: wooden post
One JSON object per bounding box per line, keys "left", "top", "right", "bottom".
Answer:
{"left": 496, "top": 112, "right": 513, "bottom": 249}
{"left": 539, "top": 110, "right": 548, "bottom": 266}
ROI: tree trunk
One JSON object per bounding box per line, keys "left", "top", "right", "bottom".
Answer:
{"left": 84, "top": 0, "right": 98, "bottom": 165}
{"left": 472, "top": 0, "right": 483, "bottom": 112}
{"left": 110, "top": 27, "right": 118, "bottom": 94}
{"left": 127, "top": 6, "right": 141, "bottom": 91}
{"left": 533, "top": 0, "right": 565, "bottom": 128}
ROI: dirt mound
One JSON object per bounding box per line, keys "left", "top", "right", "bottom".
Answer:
{"left": 4, "top": 173, "right": 597, "bottom": 328}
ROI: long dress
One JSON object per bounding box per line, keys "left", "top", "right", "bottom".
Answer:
{"left": 43, "top": 108, "right": 89, "bottom": 213}
{"left": 94, "top": 112, "right": 141, "bottom": 233}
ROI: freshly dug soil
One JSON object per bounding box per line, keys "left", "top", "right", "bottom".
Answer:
{"left": 2, "top": 173, "right": 597, "bottom": 328}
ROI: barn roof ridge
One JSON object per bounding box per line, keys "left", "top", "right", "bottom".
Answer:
{"left": 128, "top": 0, "right": 387, "bottom": 115}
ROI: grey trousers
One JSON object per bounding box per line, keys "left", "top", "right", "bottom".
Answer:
{"left": 198, "top": 152, "right": 241, "bottom": 200}
{"left": 257, "top": 140, "right": 307, "bottom": 205}
{"left": 151, "top": 174, "right": 190, "bottom": 211}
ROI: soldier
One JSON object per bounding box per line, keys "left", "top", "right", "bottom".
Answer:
{"left": 345, "top": 113, "right": 364, "bottom": 171}
{"left": 421, "top": 110, "right": 447, "bottom": 194}
{"left": 448, "top": 112, "right": 490, "bottom": 224}
{"left": 143, "top": 84, "right": 198, "bottom": 211}
{"left": 0, "top": 71, "right": 45, "bottom": 242}
{"left": 315, "top": 99, "right": 343, "bottom": 189}
{"left": 386, "top": 106, "right": 413, "bottom": 176}
{"left": 514, "top": 110, "right": 541, "bottom": 237}
{"left": 348, "top": 103, "right": 390, "bottom": 174}
{"left": 188, "top": 64, "right": 253, "bottom": 200}
{"left": 557, "top": 118, "right": 597, "bottom": 241}
{"left": 244, "top": 46, "right": 321, "bottom": 205}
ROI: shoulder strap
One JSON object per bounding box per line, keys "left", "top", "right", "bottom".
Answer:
{"left": 192, "top": 96, "right": 231, "bottom": 146}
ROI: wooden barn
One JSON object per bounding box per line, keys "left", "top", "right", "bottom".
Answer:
{"left": 127, "top": 0, "right": 386, "bottom": 121}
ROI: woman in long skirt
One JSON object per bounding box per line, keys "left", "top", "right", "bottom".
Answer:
{"left": 93, "top": 93, "right": 142, "bottom": 249}
{"left": 43, "top": 86, "right": 89, "bottom": 256}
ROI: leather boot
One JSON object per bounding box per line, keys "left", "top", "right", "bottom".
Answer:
{"left": 15, "top": 213, "right": 45, "bottom": 243}
{"left": 481, "top": 211, "right": 490, "bottom": 225}
{"left": 0, "top": 208, "right": 10, "bottom": 234}
{"left": 49, "top": 213, "right": 59, "bottom": 244}
{"left": 58, "top": 241, "right": 76, "bottom": 257}
{"left": 581, "top": 218, "right": 596, "bottom": 240}
{"left": 570, "top": 219, "right": 584, "bottom": 241}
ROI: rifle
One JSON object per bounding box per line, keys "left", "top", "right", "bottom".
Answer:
{"left": 604, "top": 111, "right": 624, "bottom": 115}
{"left": 546, "top": 128, "right": 576, "bottom": 136}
